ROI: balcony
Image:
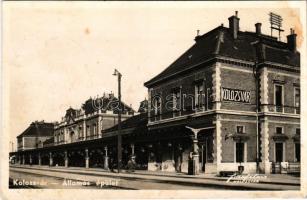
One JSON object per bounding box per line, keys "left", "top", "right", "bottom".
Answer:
{"left": 85, "top": 135, "right": 100, "bottom": 140}
{"left": 268, "top": 104, "right": 300, "bottom": 115}
{"left": 149, "top": 105, "right": 209, "bottom": 122}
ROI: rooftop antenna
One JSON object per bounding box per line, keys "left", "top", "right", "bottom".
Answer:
{"left": 269, "top": 12, "right": 284, "bottom": 41}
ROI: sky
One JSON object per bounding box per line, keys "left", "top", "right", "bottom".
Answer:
{"left": 3, "top": 1, "right": 304, "bottom": 150}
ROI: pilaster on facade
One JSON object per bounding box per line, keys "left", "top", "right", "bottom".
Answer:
{"left": 215, "top": 116, "right": 222, "bottom": 172}
{"left": 85, "top": 148, "right": 89, "bottom": 168}
{"left": 212, "top": 63, "right": 221, "bottom": 110}
{"left": 260, "top": 117, "right": 270, "bottom": 174}
{"left": 260, "top": 67, "right": 269, "bottom": 112}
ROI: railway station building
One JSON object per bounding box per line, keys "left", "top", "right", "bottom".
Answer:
{"left": 10, "top": 12, "right": 300, "bottom": 175}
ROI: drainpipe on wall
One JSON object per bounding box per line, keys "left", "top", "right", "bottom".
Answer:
{"left": 252, "top": 41, "right": 261, "bottom": 174}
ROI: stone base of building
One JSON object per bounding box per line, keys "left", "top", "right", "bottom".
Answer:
{"left": 204, "top": 163, "right": 217, "bottom": 174}
{"left": 217, "top": 162, "right": 257, "bottom": 174}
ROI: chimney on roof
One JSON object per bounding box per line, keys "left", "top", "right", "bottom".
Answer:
{"left": 228, "top": 11, "right": 240, "bottom": 39}
{"left": 109, "top": 92, "right": 114, "bottom": 98}
{"left": 287, "top": 28, "right": 297, "bottom": 52}
{"left": 255, "top": 23, "right": 262, "bottom": 35}
{"left": 194, "top": 30, "right": 201, "bottom": 42}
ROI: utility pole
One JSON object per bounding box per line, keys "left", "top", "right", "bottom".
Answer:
{"left": 10, "top": 141, "right": 14, "bottom": 152}
{"left": 113, "top": 69, "right": 122, "bottom": 173}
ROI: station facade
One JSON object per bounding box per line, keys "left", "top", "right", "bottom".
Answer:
{"left": 11, "top": 12, "right": 300, "bottom": 175}
{"left": 143, "top": 12, "right": 300, "bottom": 174}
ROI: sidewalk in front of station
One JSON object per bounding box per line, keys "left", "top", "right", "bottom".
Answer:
{"left": 10, "top": 164, "right": 300, "bottom": 190}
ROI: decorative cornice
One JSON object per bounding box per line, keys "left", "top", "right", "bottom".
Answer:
{"left": 146, "top": 55, "right": 299, "bottom": 88}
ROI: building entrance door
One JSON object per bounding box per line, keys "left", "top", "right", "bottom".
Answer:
{"left": 174, "top": 147, "right": 182, "bottom": 172}
{"left": 199, "top": 140, "right": 207, "bottom": 172}
{"left": 275, "top": 143, "right": 283, "bottom": 163}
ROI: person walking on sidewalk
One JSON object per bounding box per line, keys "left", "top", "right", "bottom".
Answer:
{"left": 127, "top": 156, "right": 136, "bottom": 173}
{"left": 109, "top": 158, "right": 115, "bottom": 172}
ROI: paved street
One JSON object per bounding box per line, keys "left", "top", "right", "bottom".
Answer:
{"left": 9, "top": 165, "right": 300, "bottom": 190}
{"left": 9, "top": 166, "right": 222, "bottom": 190}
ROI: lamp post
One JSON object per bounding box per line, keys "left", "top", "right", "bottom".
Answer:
{"left": 113, "top": 69, "right": 122, "bottom": 173}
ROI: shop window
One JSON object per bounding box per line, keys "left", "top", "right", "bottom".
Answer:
{"left": 276, "top": 127, "right": 283, "bottom": 134}
{"left": 274, "top": 84, "right": 283, "bottom": 112}
{"left": 235, "top": 142, "right": 244, "bottom": 163}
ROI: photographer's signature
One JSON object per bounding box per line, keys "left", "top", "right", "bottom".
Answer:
{"left": 226, "top": 174, "right": 267, "bottom": 183}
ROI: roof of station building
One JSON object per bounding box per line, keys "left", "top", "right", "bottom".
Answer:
{"left": 103, "top": 113, "right": 148, "bottom": 133}
{"left": 17, "top": 121, "right": 54, "bottom": 138}
{"left": 144, "top": 26, "right": 300, "bottom": 87}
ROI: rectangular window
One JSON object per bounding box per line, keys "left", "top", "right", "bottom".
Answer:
{"left": 275, "top": 143, "right": 283, "bottom": 162}
{"left": 294, "top": 88, "right": 300, "bottom": 114}
{"left": 295, "top": 143, "right": 300, "bottom": 162}
{"left": 93, "top": 124, "right": 97, "bottom": 136}
{"left": 236, "top": 126, "right": 244, "bottom": 134}
{"left": 195, "top": 83, "right": 204, "bottom": 108}
{"left": 275, "top": 85, "right": 283, "bottom": 112}
{"left": 152, "top": 95, "right": 162, "bottom": 120}
{"left": 206, "top": 88, "right": 210, "bottom": 110}
{"left": 276, "top": 127, "right": 283, "bottom": 134}
{"left": 296, "top": 128, "right": 300, "bottom": 135}
{"left": 78, "top": 127, "right": 82, "bottom": 139}
{"left": 235, "top": 142, "right": 244, "bottom": 163}
{"left": 86, "top": 126, "right": 90, "bottom": 138}
{"left": 173, "top": 88, "right": 181, "bottom": 117}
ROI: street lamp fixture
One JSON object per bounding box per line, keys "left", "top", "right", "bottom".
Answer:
{"left": 113, "top": 68, "right": 122, "bottom": 173}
